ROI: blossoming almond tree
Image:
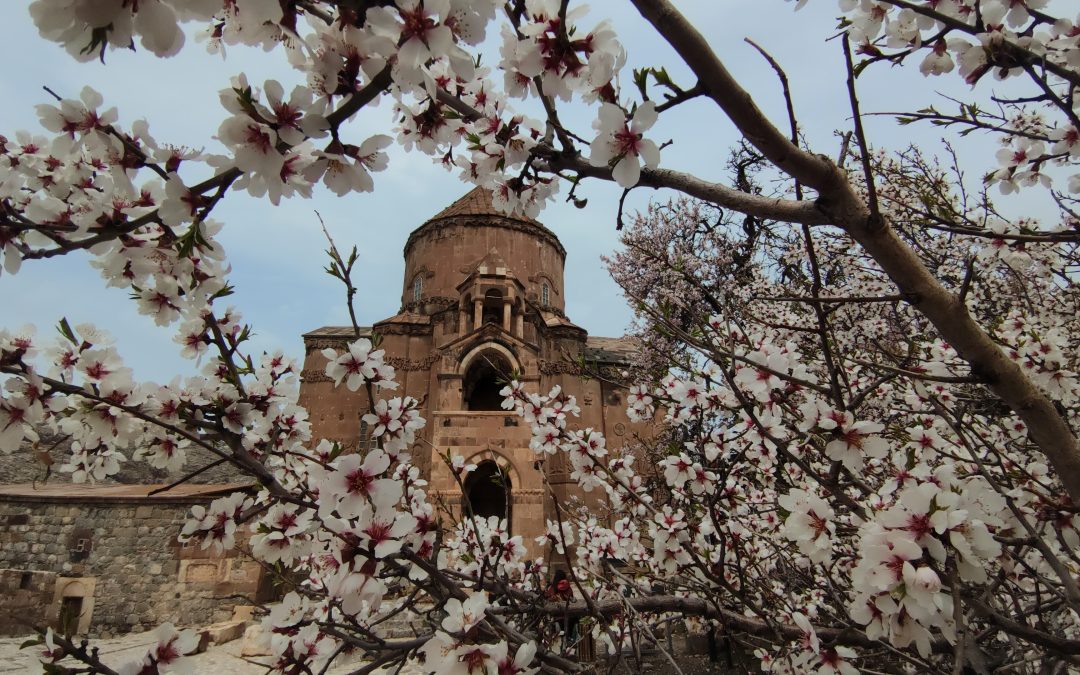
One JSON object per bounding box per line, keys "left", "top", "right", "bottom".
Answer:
{"left": 2, "top": 0, "right": 1080, "bottom": 673}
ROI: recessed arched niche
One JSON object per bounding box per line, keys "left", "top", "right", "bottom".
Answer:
{"left": 463, "top": 460, "right": 512, "bottom": 530}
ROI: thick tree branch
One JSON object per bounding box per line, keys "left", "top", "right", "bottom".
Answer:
{"left": 628, "top": 0, "right": 841, "bottom": 193}
{"left": 542, "top": 153, "right": 831, "bottom": 225}
{"left": 326, "top": 66, "right": 393, "bottom": 129}
{"left": 627, "top": 0, "right": 1080, "bottom": 502}
{"left": 432, "top": 86, "right": 830, "bottom": 225}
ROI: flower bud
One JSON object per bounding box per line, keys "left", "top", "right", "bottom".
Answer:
{"left": 913, "top": 566, "right": 942, "bottom": 592}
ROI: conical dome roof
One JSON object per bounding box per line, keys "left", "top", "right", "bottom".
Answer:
{"left": 424, "top": 186, "right": 542, "bottom": 226}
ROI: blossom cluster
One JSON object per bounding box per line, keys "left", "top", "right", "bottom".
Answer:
{"left": 4, "top": 0, "right": 1080, "bottom": 673}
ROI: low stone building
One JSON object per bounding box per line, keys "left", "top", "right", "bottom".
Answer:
{"left": 300, "top": 187, "right": 643, "bottom": 550}
{"left": 0, "top": 483, "right": 270, "bottom": 638}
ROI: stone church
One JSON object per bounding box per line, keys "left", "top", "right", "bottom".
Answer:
{"left": 0, "top": 188, "right": 644, "bottom": 638}
{"left": 299, "top": 187, "right": 642, "bottom": 548}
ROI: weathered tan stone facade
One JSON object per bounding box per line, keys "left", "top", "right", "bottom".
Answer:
{"left": 0, "top": 483, "right": 270, "bottom": 637}
{"left": 300, "top": 188, "right": 641, "bottom": 550}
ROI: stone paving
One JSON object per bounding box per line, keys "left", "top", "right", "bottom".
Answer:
{"left": 0, "top": 631, "right": 734, "bottom": 675}
{"left": 0, "top": 630, "right": 426, "bottom": 674}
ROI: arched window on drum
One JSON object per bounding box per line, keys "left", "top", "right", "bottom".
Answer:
{"left": 413, "top": 275, "right": 423, "bottom": 303}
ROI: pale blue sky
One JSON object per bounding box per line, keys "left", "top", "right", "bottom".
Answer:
{"left": 0, "top": 1, "right": 1011, "bottom": 382}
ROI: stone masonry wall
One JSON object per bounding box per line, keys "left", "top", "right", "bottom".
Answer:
{"left": 0, "top": 569, "right": 56, "bottom": 636}
{"left": 5, "top": 431, "right": 247, "bottom": 485}
{"left": 0, "top": 499, "right": 265, "bottom": 638}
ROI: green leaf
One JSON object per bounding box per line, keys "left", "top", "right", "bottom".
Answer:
{"left": 56, "top": 317, "right": 78, "bottom": 346}
{"left": 324, "top": 262, "right": 343, "bottom": 281}
{"left": 632, "top": 68, "right": 649, "bottom": 99}
{"left": 177, "top": 221, "right": 210, "bottom": 259}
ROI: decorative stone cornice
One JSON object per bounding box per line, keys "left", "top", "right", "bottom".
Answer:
{"left": 304, "top": 337, "right": 351, "bottom": 353}
{"left": 538, "top": 360, "right": 580, "bottom": 375}
{"left": 400, "top": 296, "right": 459, "bottom": 313}
{"left": 303, "top": 352, "right": 445, "bottom": 380}
{"left": 386, "top": 354, "right": 443, "bottom": 371}
{"left": 377, "top": 323, "right": 434, "bottom": 337}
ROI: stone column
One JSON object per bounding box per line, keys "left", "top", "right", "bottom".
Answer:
{"left": 515, "top": 312, "right": 523, "bottom": 338}
{"left": 459, "top": 303, "right": 468, "bottom": 334}
{"left": 502, "top": 299, "right": 512, "bottom": 332}
{"left": 474, "top": 297, "right": 483, "bottom": 329}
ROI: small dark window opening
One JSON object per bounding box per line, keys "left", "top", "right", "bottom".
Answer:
{"left": 463, "top": 351, "right": 511, "bottom": 411}
{"left": 413, "top": 275, "right": 423, "bottom": 302}
{"left": 58, "top": 596, "right": 83, "bottom": 635}
{"left": 542, "top": 283, "right": 549, "bottom": 305}
{"left": 19, "top": 571, "right": 32, "bottom": 590}
{"left": 463, "top": 460, "right": 512, "bottom": 528}
{"left": 359, "top": 419, "right": 374, "bottom": 451}
{"left": 68, "top": 530, "right": 92, "bottom": 562}
{"left": 482, "top": 289, "right": 503, "bottom": 326}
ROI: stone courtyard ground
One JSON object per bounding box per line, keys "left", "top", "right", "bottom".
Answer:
{"left": 0, "top": 623, "right": 745, "bottom": 674}
{"left": 0, "top": 629, "right": 400, "bottom": 675}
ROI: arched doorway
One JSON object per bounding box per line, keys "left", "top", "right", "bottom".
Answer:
{"left": 462, "top": 349, "right": 512, "bottom": 411}
{"left": 463, "top": 460, "right": 512, "bottom": 528}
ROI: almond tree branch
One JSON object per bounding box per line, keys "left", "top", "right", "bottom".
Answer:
{"left": 628, "top": 0, "right": 1080, "bottom": 503}
{"left": 432, "top": 87, "right": 831, "bottom": 226}
{"left": 512, "top": 596, "right": 948, "bottom": 652}
{"left": 878, "top": 0, "right": 1080, "bottom": 89}
{"left": 627, "top": 0, "right": 840, "bottom": 192}
{"left": 544, "top": 153, "right": 832, "bottom": 225}
{"left": 326, "top": 66, "right": 393, "bottom": 129}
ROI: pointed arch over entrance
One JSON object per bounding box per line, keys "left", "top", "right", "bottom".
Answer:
{"left": 460, "top": 343, "right": 518, "bottom": 411}
{"left": 463, "top": 460, "right": 512, "bottom": 528}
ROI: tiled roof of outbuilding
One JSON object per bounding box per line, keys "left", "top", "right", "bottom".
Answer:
{"left": 302, "top": 326, "right": 373, "bottom": 339}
